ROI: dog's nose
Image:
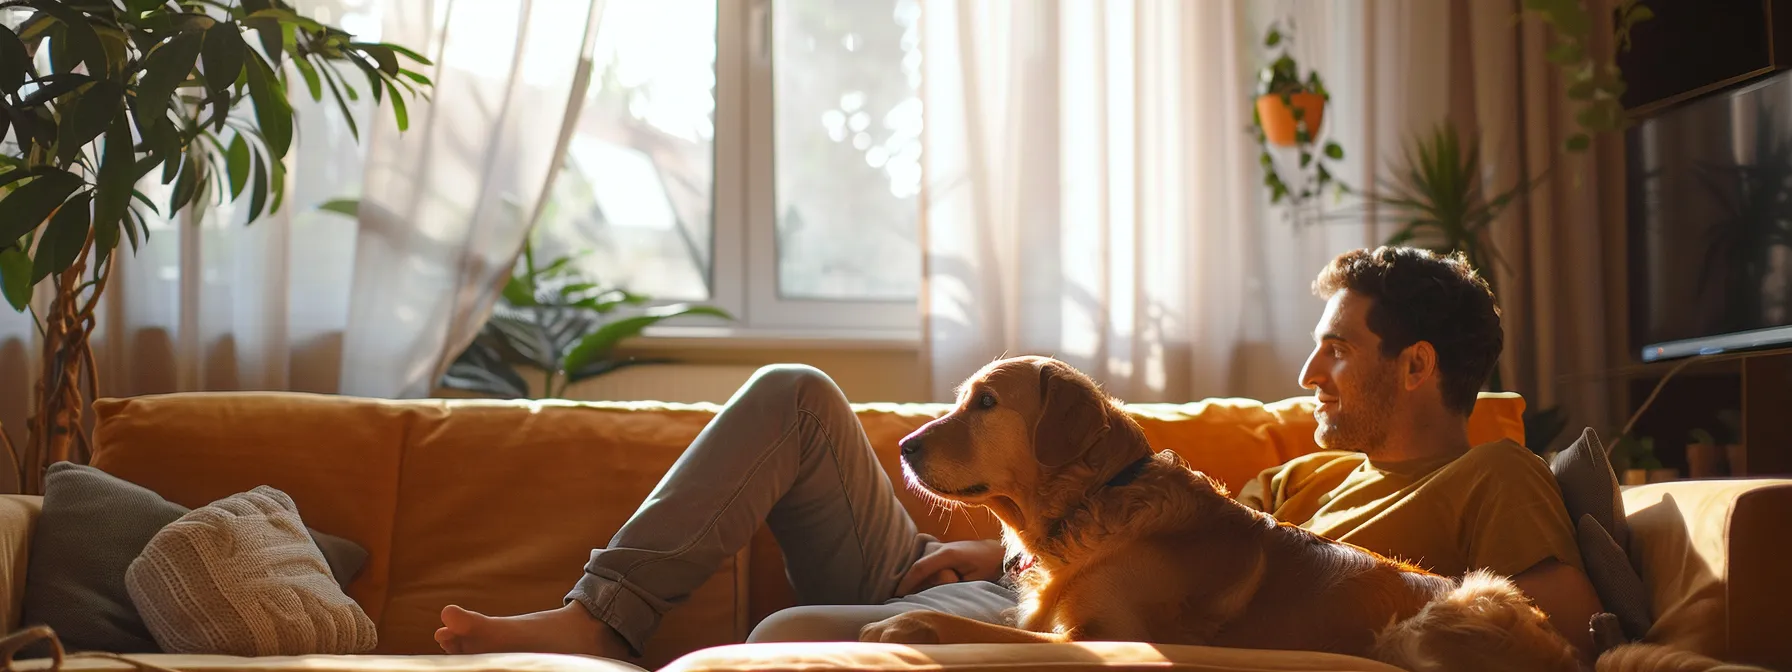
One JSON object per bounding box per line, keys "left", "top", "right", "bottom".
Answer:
{"left": 900, "top": 436, "right": 923, "bottom": 457}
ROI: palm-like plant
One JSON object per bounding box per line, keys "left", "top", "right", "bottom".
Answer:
{"left": 0, "top": 0, "right": 429, "bottom": 493}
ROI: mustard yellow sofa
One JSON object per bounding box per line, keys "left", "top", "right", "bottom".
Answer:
{"left": 4, "top": 391, "right": 1787, "bottom": 671}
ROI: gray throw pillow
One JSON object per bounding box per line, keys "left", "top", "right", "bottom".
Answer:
{"left": 1550, "top": 427, "right": 1631, "bottom": 549}
{"left": 22, "top": 462, "right": 368, "bottom": 653}
{"left": 1548, "top": 428, "right": 1652, "bottom": 641}
{"left": 1577, "top": 513, "right": 1653, "bottom": 641}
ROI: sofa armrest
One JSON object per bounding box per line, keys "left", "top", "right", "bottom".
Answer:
{"left": 1622, "top": 478, "right": 1792, "bottom": 669}
{"left": 0, "top": 495, "right": 41, "bottom": 636}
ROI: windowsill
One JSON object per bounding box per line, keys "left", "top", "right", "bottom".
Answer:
{"left": 631, "top": 325, "right": 923, "bottom": 352}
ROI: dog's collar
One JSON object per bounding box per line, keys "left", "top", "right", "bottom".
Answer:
{"left": 1105, "top": 454, "right": 1153, "bottom": 487}
{"left": 1003, "top": 551, "right": 1036, "bottom": 580}
{"left": 1040, "top": 455, "right": 1156, "bottom": 541}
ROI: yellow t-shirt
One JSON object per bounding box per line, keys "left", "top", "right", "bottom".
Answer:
{"left": 1235, "top": 439, "right": 1582, "bottom": 578}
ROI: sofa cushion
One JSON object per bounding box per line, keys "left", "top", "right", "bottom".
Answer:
{"left": 658, "top": 642, "right": 1405, "bottom": 672}
{"left": 92, "top": 393, "right": 409, "bottom": 625}
{"left": 22, "top": 463, "right": 368, "bottom": 653}
{"left": 1575, "top": 514, "right": 1651, "bottom": 641}
{"left": 7, "top": 653, "right": 646, "bottom": 672}
{"left": 126, "top": 486, "right": 378, "bottom": 656}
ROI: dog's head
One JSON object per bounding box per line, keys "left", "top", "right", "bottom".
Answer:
{"left": 898, "top": 356, "right": 1152, "bottom": 529}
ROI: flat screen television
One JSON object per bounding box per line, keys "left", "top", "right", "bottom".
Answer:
{"left": 1628, "top": 68, "right": 1792, "bottom": 362}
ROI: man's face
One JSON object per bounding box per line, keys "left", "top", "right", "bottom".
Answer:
{"left": 1299, "top": 290, "right": 1401, "bottom": 453}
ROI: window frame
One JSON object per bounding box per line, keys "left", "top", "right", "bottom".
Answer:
{"left": 646, "top": 0, "right": 922, "bottom": 342}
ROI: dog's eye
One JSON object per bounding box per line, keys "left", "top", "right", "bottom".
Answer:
{"left": 977, "top": 393, "right": 997, "bottom": 409}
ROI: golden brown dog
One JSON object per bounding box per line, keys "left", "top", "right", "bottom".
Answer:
{"left": 860, "top": 355, "right": 1584, "bottom": 672}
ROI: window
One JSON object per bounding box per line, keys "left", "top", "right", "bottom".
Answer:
{"left": 533, "top": 0, "right": 923, "bottom": 338}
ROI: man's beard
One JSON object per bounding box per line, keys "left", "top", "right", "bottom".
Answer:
{"left": 1315, "top": 363, "right": 1397, "bottom": 453}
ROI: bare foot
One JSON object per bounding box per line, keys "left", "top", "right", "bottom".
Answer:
{"left": 435, "top": 602, "right": 633, "bottom": 660}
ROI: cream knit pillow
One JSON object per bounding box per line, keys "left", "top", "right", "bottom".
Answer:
{"left": 123, "top": 486, "right": 378, "bottom": 656}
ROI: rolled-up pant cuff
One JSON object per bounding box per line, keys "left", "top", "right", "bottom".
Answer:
{"left": 565, "top": 570, "right": 665, "bottom": 658}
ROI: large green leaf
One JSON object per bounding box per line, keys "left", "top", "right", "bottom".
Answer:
{"left": 200, "top": 22, "right": 245, "bottom": 101}
{"left": 134, "top": 31, "right": 203, "bottom": 134}
{"left": 0, "top": 170, "right": 82, "bottom": 243}
{"left": 55, "top": 79, "right": 124, "bottom": 165}
{"left": 245, "top": 17, "right": 281, "bottom": 67}
{"left": 0, "top": 246, "right": 31, "bottom": 311}
{"left": 169, "top": 151, "right": 199, "bottom": 215}
{"left": 0, "top": 25, "right": 29, "bottom": 91}
{"left": 316, "top": 58, "right": 359, "bottom": 140}
{"left": 352, "top": 43, "right": 398, "bottom": 76}
{"left": 93, "top": 109, "right": 134, "bottom": 243}
{"left": 290, "top": 45, "right": 322, "bottom": 100}
{"left": 226, "top": 132, "right": 250, "bottom": 199}
{"left": 318, "top": 198, "right": 358, "bottom": 217}
{"left": 244, "top": 53, "right": 291, "bottom": 159}
{"left": 18, "top": 72, "right": 92, "bottom": 107}
{"left": 246, "top": 149, "right": 268, "bottom": 220}
{"left": 385, "top": 78, "right": 408, "bottom": 131}
{"left": 560, "top": 305, "right": 732, "bottom": 378}
{"left": 30, "top": 190, "right": 91, "bottom": 282}
{"left": 31, "top": 0, "right": 109, "bottom": 79}
{"left": 439, "top": 339, "right": 531, "bottom": 399}
{"left": 380, "top": 42, "right": 433, "bottom": 66}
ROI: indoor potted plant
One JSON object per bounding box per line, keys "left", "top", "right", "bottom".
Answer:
{"left": 1252, "top": 19, "right": 1346, "bottom": 208}
{"left": 1611, "top": 434, "right": 1675, "bottom": 485}
{"left": 0, "top": 0, "right": 430, "bottom": 494}
{"left": 437, "top": 235, "right": 733, "bottom": 400}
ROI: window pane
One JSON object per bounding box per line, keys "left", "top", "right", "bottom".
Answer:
{"left": 774, "top": 0, "right": 922, "bottom": 301}
{"left": 537, "top": 0, "right": 716, "bottom": 302}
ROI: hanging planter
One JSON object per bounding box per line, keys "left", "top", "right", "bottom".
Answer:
{"left": 1251, "top": 20, "right": 1347, "bottom": 209}
{"left": 1256, "top": 92, "right": 1327, "bottom": 148}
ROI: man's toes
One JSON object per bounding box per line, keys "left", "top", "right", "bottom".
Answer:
{"left": 440, "top": 605, "right": 480, "bottom": 634}
{"left": 434, "top": 627, "right": 462, "bottom": 654}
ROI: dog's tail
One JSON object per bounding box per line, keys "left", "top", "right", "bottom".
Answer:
{"left": 1372, "top": 569, "right": 1580, "bottom": 672}
{"left": 1593, "top": 643, "right": 1773, "bottom": 672}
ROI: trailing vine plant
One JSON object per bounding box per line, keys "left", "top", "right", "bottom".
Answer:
{"left": 1252, "top": 19, "right": 1349, "bottom": 209}
{"left": 1523, "top": 0, "right": 1654, "bottom": 152}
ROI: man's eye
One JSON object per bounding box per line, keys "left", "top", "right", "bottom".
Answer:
{"left": 978, "top": 393, "right": 997, "bottom": 409}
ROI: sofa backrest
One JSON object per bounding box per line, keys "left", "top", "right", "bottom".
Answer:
{"left": 88, "top": 391, "right": 1525, "bottom": 667}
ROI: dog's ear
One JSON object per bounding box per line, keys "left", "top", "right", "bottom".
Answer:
{"left": 1033, "top": 361, "right": 1110, "bottom": 467}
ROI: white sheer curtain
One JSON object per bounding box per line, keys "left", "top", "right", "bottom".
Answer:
{"left": 339, "top": 0, "right": 600, "bottom": 398}
{"left": 917, "top": 0, "right": 1457, "bottom": 403}
{"left": 0, "top": 0, "right": 598, "bottom": 446}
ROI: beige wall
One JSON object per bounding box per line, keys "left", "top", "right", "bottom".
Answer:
{"left": 435, "top": 342, "right": 929, "bottom": 404}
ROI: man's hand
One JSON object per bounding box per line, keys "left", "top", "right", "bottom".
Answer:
{"left": 896, "top": 539, "right": 1006, "bottom": 596}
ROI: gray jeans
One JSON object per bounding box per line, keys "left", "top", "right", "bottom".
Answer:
{"left": 565, "top": 364, "right": 1018, "bottom": 655}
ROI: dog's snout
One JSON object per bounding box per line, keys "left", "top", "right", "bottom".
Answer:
{"left": 900, "top": 435, "right": 924, "bottom": 457}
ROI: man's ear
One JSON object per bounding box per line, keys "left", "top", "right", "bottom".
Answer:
{"left": 1033, "top": 362, "right": 1110, "bottom": 467}
{"left": 1403, "top": 341, "right": 1437, "bottom": 392}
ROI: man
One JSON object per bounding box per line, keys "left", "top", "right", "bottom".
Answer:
{"left": 433, "top": 246, "right": 1603, "bottom": 664}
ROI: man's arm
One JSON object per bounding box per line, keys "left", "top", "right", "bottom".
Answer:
{"left": 1511, "top": 558, "right": 1601, "bottom": 666}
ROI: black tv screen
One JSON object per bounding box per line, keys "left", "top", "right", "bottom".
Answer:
{"left": 1628, "top": 68, "right": 1792, "bottom": 362}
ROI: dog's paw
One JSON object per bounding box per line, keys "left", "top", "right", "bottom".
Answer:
{"left": 858, "top": 612, "right": 944, "bottom": 645}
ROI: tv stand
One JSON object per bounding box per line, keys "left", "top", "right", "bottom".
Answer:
{"left": 1742, "top": 353, "right": 1792, "bottom": 476}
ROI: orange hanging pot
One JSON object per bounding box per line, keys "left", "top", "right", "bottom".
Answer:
{"left": 1256, "top": 92, "right": 1327, "bottom": 147}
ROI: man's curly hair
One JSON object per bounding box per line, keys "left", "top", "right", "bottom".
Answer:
{"left": 1313, "top": 246, "right": 1503, "bottom": 416}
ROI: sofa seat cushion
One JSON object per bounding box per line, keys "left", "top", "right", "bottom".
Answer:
{"left": 658, "top": 642, "right": 1405, "bottom": 672}
{"left": 13, "top": 653, "right": 644, "bottom": 672}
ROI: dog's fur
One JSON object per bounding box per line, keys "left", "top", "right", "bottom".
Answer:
{"left": 861, "top": 356, "right": 1582, "bottom": 671}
